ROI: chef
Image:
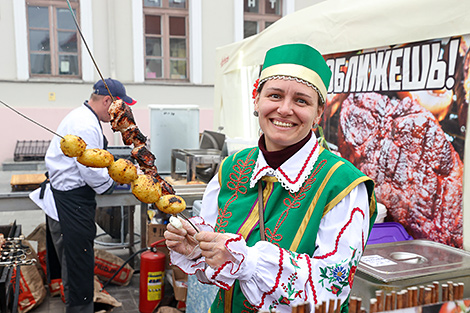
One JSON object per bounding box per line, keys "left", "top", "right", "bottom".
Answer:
{"left": 30, "top": 78, "right": 135, "bottom": 313}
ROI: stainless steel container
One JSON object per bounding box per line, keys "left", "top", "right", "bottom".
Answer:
{"left": 351, "top": 240, "right": 470, "bottom": 308}
{"left": 148, "top": 104, "right": 200, "bottom": 174}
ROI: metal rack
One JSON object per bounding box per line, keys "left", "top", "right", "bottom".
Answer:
{"left": 13, "top": 140, "right": 51, "bottom": 162}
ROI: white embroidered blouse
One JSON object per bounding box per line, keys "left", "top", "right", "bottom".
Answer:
{"left": 170, "top": 134, "right": 371, "bottom": 312}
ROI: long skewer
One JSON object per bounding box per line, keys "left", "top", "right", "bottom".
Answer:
{"left": 66, "top": 1, "right": 197, "bottom": 232}
{"left": 65, "top": 0, "right": 115, "bottom": 102}
{"left": 0, "top": 99, "right": 64, "bottom": 139}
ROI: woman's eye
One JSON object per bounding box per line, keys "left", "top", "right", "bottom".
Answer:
{"left": 297, "top": 98, "right": 308, "bottom": 105}
{"left": 269, "top": 93, "right": 281, "bottom": 99}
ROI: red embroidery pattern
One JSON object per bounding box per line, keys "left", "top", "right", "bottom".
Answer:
{"left": 252, "top": 166, "right": 270, "bottom": 181}
{"left": 277, "top": 141, "right": 319, "bottom": 184}
{"left": 362, "top": 231, "right": 365, "bottom": 251}
{"left": 305, "top": 254, "right": 317, "bottom": 304}
{"left": 216, "top": 291, "right": 223, "bottom": 309}
{"left": 258, "top": 248, "right": 285, "bottom": 309}
{"left": 252, "top": 142, "right": 318, "bottom": 184}
{"left": 314, "top": 207, "right": 365, "bottom": 260}
{"left": 216, "top": 148, "right": 256, "bottom": 232}
{"left": 265, "top": 159, "right": 327, "bottom": 245}
{"left": 211, "top": 261, "right": 231, "bottom": 280}
{"left": 242, "top": 301, "right": 258, "bottom": 313}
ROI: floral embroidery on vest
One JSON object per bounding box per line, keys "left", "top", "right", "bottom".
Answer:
{"left": 265, "top": 159, "right": 327, "bottom": 245}
{"left": 216, "top": 148, "right": 256, "bottom": 232}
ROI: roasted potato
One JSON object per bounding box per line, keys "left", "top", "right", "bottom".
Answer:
{"left": 107, "top": 158, "right": 138, "bottom": 184}
{"left": 60, "top": 134, "right": 86, "bottom": 157}
{"left": 155, "top": 194, "right": 186, "bottom": 214}
{"left": 131, "top": 174, "right": 162, "bottom": 203}
{"left": 77, "top": 148, "right": 114, "bottom": 168}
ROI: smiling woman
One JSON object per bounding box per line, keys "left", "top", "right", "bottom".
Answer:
{"left": 164, "top": 43, "right": 377, "bottom": 313}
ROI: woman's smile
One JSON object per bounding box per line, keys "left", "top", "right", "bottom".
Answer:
{"left": 255, "top": 79, "right": 323, "bottom": 151}
{"left": 271, "top": 119, "right": 295, "bottom": 128}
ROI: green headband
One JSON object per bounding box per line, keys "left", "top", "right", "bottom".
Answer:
{"left": 259, "top": 44, "right": 332, "bottom": 103}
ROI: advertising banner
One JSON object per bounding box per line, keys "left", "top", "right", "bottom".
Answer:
{"left": 321, "top": 35, "right": 469, "bottom": 248}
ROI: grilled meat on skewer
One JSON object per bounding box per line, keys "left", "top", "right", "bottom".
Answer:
{"left": 109, "top": 100, "right": 136, "bottom": 132}
{"left": 131, "top": 145, "right": 156, "bottom": 168}
{"left": 121, "top": 125, "right": 147, "bottom": 146}
{"left": 155, "top": 173, "right": 176, "bottom": 195}
{"left": 108, "top": 99, "right": 176, "bottom": 196}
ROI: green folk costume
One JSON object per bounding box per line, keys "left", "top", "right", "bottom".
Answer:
{"left": 209, "top": 145, "right": 376, "bottom": 313}
{"left": 166, "top": 42, "right": 376, "bottom": 313}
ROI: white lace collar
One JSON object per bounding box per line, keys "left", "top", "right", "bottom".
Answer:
{"left": 250, "top": 133, "right": 320, "bottom": 193}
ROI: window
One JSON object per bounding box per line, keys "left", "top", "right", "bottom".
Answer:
{"left": 27, "top": 0, "right": 80, "bottom": 77}
{"left": 244, "top": 0, "right": 282, "bottom": 38}
{"left": 143, "top": 0, "right": 189, "bottom": 80}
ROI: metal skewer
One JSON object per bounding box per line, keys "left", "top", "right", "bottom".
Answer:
{"left": 177, "top": 212, "right": 200, "bottom": 233}
{"left": 66, "top": 1, "right": 196, "bottom": 239}
{"left": 0, "top": 99, "right": 64, "bottom": 139}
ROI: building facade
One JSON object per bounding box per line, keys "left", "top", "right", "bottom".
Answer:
{"left": 0, "top": 0, "right": 319, "bottom": 165}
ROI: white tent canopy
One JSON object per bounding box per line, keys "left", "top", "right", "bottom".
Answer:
{"left": 213, "top": 0, "right": 470, "bottom": 249}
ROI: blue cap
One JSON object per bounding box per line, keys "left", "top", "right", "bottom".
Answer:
{"left": 93, "top": 78, "right": 136, "bottom": 105}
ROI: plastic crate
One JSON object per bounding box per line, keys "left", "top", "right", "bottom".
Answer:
{"left": 13, "top": 140, "right": 51, "bottom": 161}
{"left": 367, "top": 222, "right": 413, "bottom": 245}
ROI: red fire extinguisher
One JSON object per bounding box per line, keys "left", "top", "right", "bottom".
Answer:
{"left": 139, "top": 239, "right": 166, "bottom": 313}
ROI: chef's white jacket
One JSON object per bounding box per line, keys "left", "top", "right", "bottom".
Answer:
{"left": 30, "top": 103, "right": 113, "bottom": 221}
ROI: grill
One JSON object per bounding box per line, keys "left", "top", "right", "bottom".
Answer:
{"left": 107, "top": 146, "right": 133, "bottom": 160}
{"left": 13, "top": 140, "right": 51, "bottom": 162}
{"left": 0, "top": 222, "right": 21, "bottom": 313}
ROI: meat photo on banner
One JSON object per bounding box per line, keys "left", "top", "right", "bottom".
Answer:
{"left": 320, "top": 35, "right": 470, "bottom": 248}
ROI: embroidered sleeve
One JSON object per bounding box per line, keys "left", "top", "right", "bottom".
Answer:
{"left": 207, "top": 183, "right": 371, "bottom": 312}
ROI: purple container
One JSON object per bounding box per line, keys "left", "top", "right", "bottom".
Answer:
{"left": 367, "top": 222, "right": 413, "bottom": 245}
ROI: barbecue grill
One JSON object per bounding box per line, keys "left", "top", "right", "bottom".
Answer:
{"left": 13, "top": 140, "right": 50, "bottom": 162}
{"left": 0, "top": 222, "right": 21, "bottom": 313}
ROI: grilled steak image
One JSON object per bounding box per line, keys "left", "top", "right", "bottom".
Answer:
{"left": 338, "top": 92, "right": 463, "bottom": 248}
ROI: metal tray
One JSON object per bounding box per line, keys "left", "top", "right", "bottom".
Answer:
{"left": 351, "top": 240, "right": 470, "bottom": 308}
{"left": 358, "top": 239, "right": 470, "bottom": 283}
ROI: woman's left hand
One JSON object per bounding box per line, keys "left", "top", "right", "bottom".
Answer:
{"left": 195, "top": 231, "right": 236, "bottom": 269}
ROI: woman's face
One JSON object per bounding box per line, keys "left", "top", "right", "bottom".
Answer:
{"left": 254, "top": 79, "right": 323, "bottom": 152}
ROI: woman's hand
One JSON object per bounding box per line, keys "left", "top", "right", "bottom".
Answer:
{"left": 195, "top": 231, "right": 236, "bottom": 269}
{"left": 164, "top": 217, "right": 200, "bottom": 259}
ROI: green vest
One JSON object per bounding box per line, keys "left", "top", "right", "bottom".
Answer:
{"left": 210, "top": 147, "right": 376, "bottom": 313}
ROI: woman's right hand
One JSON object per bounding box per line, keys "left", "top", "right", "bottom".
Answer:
{"left": 164, "top": 217, "right": 200, "bottom": 259}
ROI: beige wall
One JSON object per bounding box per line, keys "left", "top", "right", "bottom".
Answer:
{"left": 90, "top": 1, "right": 136, "bottom": 81}
{"left": 0, "top": 1, "right": 18, "bottom": 80}
{"left": 200, "top": 0, "right": 236, "bottom": 84}
{"left": 0, "top": 80, "right": 214, "bottom": 164}
{"left": 0, "top": 0, "right": 316, "bottom": 165}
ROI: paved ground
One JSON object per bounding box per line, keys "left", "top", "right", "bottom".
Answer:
{"left": 7, "top": 211, "right": 146, "bottom": 313}
{"left": 5, "top": 211, "right": 180, "bottom": 313}
{"left": 0, "top": 164, "right": 179, "bottom": 313}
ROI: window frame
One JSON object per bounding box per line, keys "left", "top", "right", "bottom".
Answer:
{"left": 26, "top": 0, "right": 81, "bottom": 78}
{"left": 244, "top": 0, "right": 283, "bottom": 39}
{"left": 143, "top": 0, "right": 190, "bottom": 81}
